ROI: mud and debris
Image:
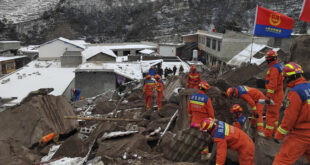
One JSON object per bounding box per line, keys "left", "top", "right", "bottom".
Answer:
{"left": 0, "top": 64, "right": 308, "bottom": 165}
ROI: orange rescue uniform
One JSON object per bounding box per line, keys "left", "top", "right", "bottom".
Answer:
{"left": 211, "top": 121, "right": 255, "bottom": 165}
{"left": 273, "top": 77, "right": 310, "bottom": 165}
{"left": 155, "top": 80, "right": 164, "bottom": 110}
{"left": 187, "top": 90, "right": 215, "bottom": 126}
{"left": 186, "top": 72, "right": 201, "bottom": 89}
{"left": 41, "top": 132, "right": 55, "bottom": 143}
{"left": 236, "top": 86, "right": 265, "bottom": 132}
{"left": 143, "top": 79, "right": 155, "bottom": 110}
{"left": 264, "top": 61, "right": 284, "bottom": 137}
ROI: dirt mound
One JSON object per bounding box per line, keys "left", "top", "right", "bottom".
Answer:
{"left": 159, "top": 103, "right": 179, "bottom": 118}
{"left": 127, "top": 90, "right": 144, "bottom": 102}
{"left": 290, "top": 35, "right": 310, "bottom": 79}
{"left": 0, "top": 93, "right": 77, "bottom": 164}
{"left": 93, "top": 100, "right": 117, "bottom": 114}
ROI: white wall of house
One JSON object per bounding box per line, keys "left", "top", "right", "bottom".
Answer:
{"left": 39, "top": 40, "right": 83, "bottom": 60}
{"left": 159, "top": 46, "right": 176, "bottom": 56}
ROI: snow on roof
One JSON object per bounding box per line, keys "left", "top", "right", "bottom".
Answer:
{"left": 140, "top": 60, "right": 163, "bottom": 73}
{"left": 0, "top": 56, "right": 27, "bottom": 62}
{"left": 182, "top": 31, "right": 223, "bottom": 39}
{"left": 0, "top": 41, "right": 20, "bottom": 44}
{"left": 78, "top": 62, "right": 143, "bottom": 80}
{"left": 40, "top": 37, "right": 86, "bottom": 50}
{"left": 100, "top": 44, "right": 157, "bottom": 50}
{"left": 19, "top": 45, "right": 39, "bottom": 53}
{"left": 0, "top": 61, "right": 75, "bottom": 106}
{"left": 82, "top": 46, "right": 117, "bottom": 62}
{"left": 187, "top": 61, "right": 204, "bottom": 66}
{"left": 139, "top": 49, "right": 155, "bottom": 55}
{"left": 71, "top": 40, "right": 88, "bottom": 46}
{"left": 227, "top": 43, "right": 280, "bottom": 67}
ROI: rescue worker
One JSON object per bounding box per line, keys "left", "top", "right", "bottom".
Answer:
{"left": 39, "top": 132, "right": 59, "bottom": 146}
{"left": 72, "top": 88, "right": 81, "bottom": 102}
{"left": 230, "top": 104, "right": 246, "bottom": 129}
{"left": 154, "top": 74, "right": 164, "bottom": 111}
{"left": 200, "top": 118, "right": 255, "bottom": 165}
{"left": 264, "top": 50, "right": 284, "bottom": 138}
{"left": 226, "top": 86, "right": 265, "bottom": 134}
{"left": 187, "top": 81, "right": 215, "bottom": 128}
{"left": 143, "top": 74, "right": 155, "bottom": 110}
{"left": 186, "top": 65, "right": 201, "bottom": 89}
{"left": 273, "top": 62, "right": 310, "bottom": 165}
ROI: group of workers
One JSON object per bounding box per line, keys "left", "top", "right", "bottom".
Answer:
{"left": 186, "top": 50, "right": 310, "bottom": 165}
{"left": 143, "top": 74, "right": 164, "bottom": 111}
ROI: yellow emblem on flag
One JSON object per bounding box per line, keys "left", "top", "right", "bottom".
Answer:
{"left": 269, "top": 13, "right": 281, "bottom": 26}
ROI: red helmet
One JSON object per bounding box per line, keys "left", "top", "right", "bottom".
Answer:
{"left": 146, "top": 74, "right": 152, "bottom": 79}
{"left": 265, "top": 50, "right": 278, "bottom": 60}
{"left": 154, "top": 74, "right": 161, "bottom": 79}
{"left": 230, "top": 104, "right": 243, "bottom": 113}
{"left": 190, "top": 65, "right": 196, "bottom": 71}
{"left": 199, "top": 81, "right": 211, "bottom": 90}
{"left": 283, "top": 62, "right": 304, "bottom": 77}
{"left": 200, "top": 118, "right": 215, "bottom": 132}
{"left": 226, "top": 88, "right": 236, "bottom": 97}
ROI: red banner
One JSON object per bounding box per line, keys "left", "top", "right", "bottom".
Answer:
{"left": 300, "top": 0, "right": 310, "bottom": 23}
{"left": 256, "top": 6, "right": 294, "bottom": 30}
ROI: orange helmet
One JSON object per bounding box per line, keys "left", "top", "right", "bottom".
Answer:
{"left": 190, "top": 65, "right": 196, "bottom": 71}
{"left": 154, "top": 74, "right": 161, "bottom": 79}
{"left": 265, "top": 49, "right": 278, "bottom": 60}
{"left": 230, "top": 104, "right": 243, "bottom": 114}
{"left": 146, "top": 74, "right": 152, "bottom": 79}
{"left": 200, "top": 118, "right": 215, "bottom": 132}
{"left": 72, "top": 88, "right": 76, "bottom": 93}
{"left": 226, "top": 87, "right": 236, "bottom": 97}
{"left": 199, "top": 81, "right": 210, "bottom": 90}
{"left": 283, "top": 62, "right": 304, "bottom": 77}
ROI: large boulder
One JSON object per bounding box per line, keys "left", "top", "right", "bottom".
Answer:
{"left": 0, "top": 93, "right": 77, "bottom": 164}
{"left": 290, "top": 35, "right": 310, "bottom": 79}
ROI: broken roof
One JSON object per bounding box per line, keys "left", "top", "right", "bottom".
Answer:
{"left": 227, "top": 43, "right": 280, "bottom": 67}
{"left": 19, "top": 45, "right": 39, "bottom": 53}
{"left": 77, "top": 62, "right": 143, "bottom": 80}
{"left": 0, "top": 61, "right": 75, "bottom": 106}
{"left": 82, "top": 46, "right": 117, "bottom": 62}
{"left": 0, "top": 56, "right": 27, "bottom": 62}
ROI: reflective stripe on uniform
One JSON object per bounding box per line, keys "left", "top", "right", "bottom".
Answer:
{"left": 225, "top": 123, "right": 229, "bottom": 136}
{"left": 266, "top": 125, "right": 274, "bottom": 130}
{"left": 267, "top": 89, "right": 275, "bottom": 94}
{"left": 190, "top": 100, "right": 205, "bottom": 105}
{"left": 285, "top": 71, "right": 296, "bottom": 76}
{"left": 252, "top": 106, "right": 257, "bottom": 110}
{"left": 275, "top": 121, "right": 279, "bottom": 126}
{"left": 257, "top": 123, "right": 264, "bottom": 126}
{"left": 277, "top": 126, "right": 288, "bottom": 135}
{"left": 307, "top": 99, "right": 310, "bottom": 104}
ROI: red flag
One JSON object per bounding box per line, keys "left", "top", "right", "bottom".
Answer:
{"left": 300, "top": 0, "right": 310, "bottom": 23}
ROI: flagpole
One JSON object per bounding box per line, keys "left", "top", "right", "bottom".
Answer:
{"left": 250, "top": 5, "right": 258, "bottom": 64}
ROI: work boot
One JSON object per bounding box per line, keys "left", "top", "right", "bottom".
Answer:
{"left": 146, "top": 106, "right": 150, "bottom": 111}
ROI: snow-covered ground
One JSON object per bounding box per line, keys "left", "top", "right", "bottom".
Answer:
{"left": 0, "top": 60, "right": 75, "bottom": 106}
{"left": 0, "top": 0, "right": 60, "bottom": 23}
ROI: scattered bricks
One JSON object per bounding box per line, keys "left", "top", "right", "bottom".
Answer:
{"left": 77, "top": 133, "right": 89, "bottom": 141}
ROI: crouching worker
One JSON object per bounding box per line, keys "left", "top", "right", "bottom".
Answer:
{"left": 200, "top": 118, "right": 255, "bottom": 165}
{"left": 230, "top": 104, "right": 246, "bottom": 129}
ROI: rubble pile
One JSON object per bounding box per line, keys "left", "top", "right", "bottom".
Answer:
{"left": 290, "top": 35, "right": 310, "bottom": 79}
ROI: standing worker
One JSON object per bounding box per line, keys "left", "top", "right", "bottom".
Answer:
{"left": 263, "top": 50, "right": 284, "bottom": 138}
{"left": 273, "top": 62, "right": 310, "bottom": 165}
{"left": 173, "top": 65, "right": 177, "bottom": 75}
{"left": 200, "top": 118, "right": 255, "bottom": 165}
{"left": 72, "top": 88, "right": 81, "bottom": 102}
{"left": 186, "top": 65, "right": 201, "bottom": 88}
{"left": 230, "top": 104, "right": 247, "bottom": 129}
{"left": 226, "top": 86, "right": 265, "bottom": 134}
{"left": 187, "top": 81, "right": 215, "bottom": 128}
{"left": 143, "top": 75, "right": 155, "bottom": 111}
{"left": 155, "top": 74, "right": 164, "bottom": 111}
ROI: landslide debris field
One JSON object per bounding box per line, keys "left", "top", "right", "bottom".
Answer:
{"left": 0, "top": 68, "right": 308, "bottom": 165}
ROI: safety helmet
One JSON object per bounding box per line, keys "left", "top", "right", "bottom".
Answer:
{"left": 146, "top": 74, "right": 152, "bottom": 79}
{"left": 230, "top": 104, "right": 243, "bottom": 114}
{"left": 190, "top": 65, "right": 196, "bottom": 71}
{"left": 154, "top": 74, "right": 161, "bottom": 80}
{"left": 72, "top": 88, "right": 76, "bottom": 93}
{"left": 226, "top": 87, "right": 236, "bottom": 97}
{"left": 200, "top": 118, "right": 215, "bottom": 132}
{"left": 283, "top": 62, "right": 304, "bottom": 77}
{"left": 265, "top": 50, "right": 278, "bottom": 60}
{"left": 199, "top": 81, "right": 211, "bottom": 90}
